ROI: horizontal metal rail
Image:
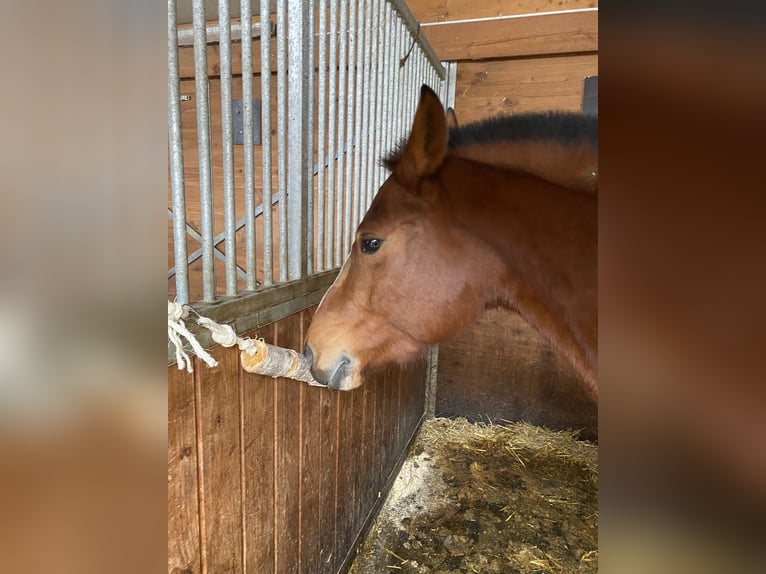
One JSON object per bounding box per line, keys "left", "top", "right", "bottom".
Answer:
{"left": 176, "top": 20, "right": 274, "bottom": 46}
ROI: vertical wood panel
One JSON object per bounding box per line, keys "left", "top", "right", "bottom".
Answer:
{"left": 169, "top": 310, "right": 430, "bottom": 574}
{"left": 333, "top": 385, "right": 359, "bottom": 572}
{"left": 374, "top": 367, "right": 393, "bottom": 497}
{"left": 196, "top": 347, "right": 243, "bottom": 573}
{"left": 274, "top": 314, "right": 303, "bottom": 574}
{"left": 318, "top": 385, "right": 338, "bottom": 572}
{"left": 241, "top": 323, "right": 277, "bottom": 573}
{"left": 299, "top": 309, "right": 322, "bottom": 574}
{"left": 168, "top": 367, "right": 201, "bottom": 574}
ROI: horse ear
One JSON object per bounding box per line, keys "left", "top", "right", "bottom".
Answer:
{"left": 446, "top": 107, "right": 459, "bottom": 130}
{"left": 396, "top": 85, "right": 448, "bottom": 183}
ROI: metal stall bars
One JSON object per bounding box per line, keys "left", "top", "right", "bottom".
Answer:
{"left": 168, "top": 0, "right": 449, "bottom": 308}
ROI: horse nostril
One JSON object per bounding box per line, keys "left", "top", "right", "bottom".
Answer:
{"left": 303, "top": 345, "right": 314, "bottom": 367}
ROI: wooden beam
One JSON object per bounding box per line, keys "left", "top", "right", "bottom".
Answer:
{"left": 421, "top": 8, "right": 598, "bottom": 61}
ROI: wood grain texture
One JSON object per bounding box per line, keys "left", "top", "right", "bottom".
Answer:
{"left": 274, "top": 314, "right": 303, "bottom": 574}
{"left": 317, "top": 381, "right": 339, "bottom": 573}
{"left": 169, "top": 310, "right": 430, "bottom": 574}
{"left": 168, "top": 367, "right": 201, "bottom": 574}
{"left": 299, "top": 309, "right": 322, "bottom": 574}
{"left": 240, "top": 323, "right": 276, "bottom": 573}
{"left": 333, "top": 386, "right": 358, "bottom": 573}
{"left": 435, "top": 308, "right": 598, "bottom": 440}
{"left": 196, "top": 346, "right": 243, "bottom": 573}
{"left": 422, "top": 9, "right": 597, "bottom": 61}
{"left": 406, "top": 0, "right": 597, "bottom": 23}
{"left": 453, "top": 54, "right": 598, "bottom": 122}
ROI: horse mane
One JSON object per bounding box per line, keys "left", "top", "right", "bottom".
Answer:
{"left": 382, "top": 111, "right": 597, "bottom": 171}
{"left": 448, "top": 111, "right": 598, "bottom": 150}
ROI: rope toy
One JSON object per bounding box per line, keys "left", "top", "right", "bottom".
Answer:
{"left": 168, "top": 301, "right": 323, "bottom": 386}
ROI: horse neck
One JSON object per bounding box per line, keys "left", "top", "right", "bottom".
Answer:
{"left": 439, "top": 155, "right": 598, "bottom": 394}
{"left": 451, "top": 140, "right": 598, "bottom": 193}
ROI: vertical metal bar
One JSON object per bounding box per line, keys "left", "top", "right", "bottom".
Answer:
{"left": 386, "top": 6, "right": 398, "bottom": 176}
{"left": 358, "top": 0, "right": 372, "bottom": 223}
{"left": 351, "top": 0, "right": 366, "bottom": 242}
{"left": 335, "top": 0, "right": 348, "bottom": 267}
{"left": 317, "top": 0, "right": 328, "bottom": 272}
{"left": 326, "top": 0, "right": 338, "bottom": 269}
{"left": 277, "top": 0, "right": 288, "bottom": 281}
{"left": 342, "top": 0, "right": 356, "bottom": 258}
{"left": 371, "top": 0, "right": 385, "bottom": 200}
{"left": 220, "top": 0, "right": 236, "bottom": 295}
{"left": 260, "top": 0, "right": 273, "bottom": 286}
{"left": 379, "top": 3, "right": 391, "bottom": 189}
{"left": 364, "top": 0, "right": 378, "bottom": 208}
{"left": 168, "top": 0, "right": 189, "bottom": 305}
{"left": 241, "top": 0, "right": 256, "bottom": 290}
{"left": 390, "top": 16, "right": 402, "bottom": 161}
{"left": 395, "top": 20, "right": 405, "bottom": 145}
{"left": 446, "top": 60, "right": 457, "bottom": 111}
{"left": 305, "top": 0, "right": 315, "bottom": 277}
{"left": 287, "top": 0, "right": 310, "bottom": 280}
{"left": 192, "top": 0, "right": 215, "bottom": 301}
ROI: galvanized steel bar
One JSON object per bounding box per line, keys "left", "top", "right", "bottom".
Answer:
{"left": 241, "top": 0, "right": 256, "bottom": 290}
{"left": 391, "top": 18, "right": 403, "bottom": 159}
{"left": 220, "top": 0, "right": 237, "bottom": 296}
{"left": 446, "top": 60, "right": 457, "bottom": 110}
{"left": 371, "top": 0, "right": 385, "bottom": 199}
{"left": 260, "top": 0, "right": 273, "bottom": 286}
{"left": 277, "top": 0, "right": 288, "bottom": 281}
{"left": 351, "top": 0, "right": 366, "bottom": 240}
{"left": 335, "top": 0, "right": 349, "bottom": 266}
{"left": 326, "top": 0, "right": 339, "bottom": 269}
{"left": 192, "top": 0, "right": 215, "bottom": 301}
{"left": 387, "top": 0, "right": 445, "bottom": 80}
{"left": 286, "top": 0, "right": 310, "bottom": 280}
{"left": 383, "top": 5, "right": 397, "bottom": 182}
{"left": 316, "top": 0, "right": 328, "bottom": 272}
{"left": 396, "top": 20, "right": 406, "bottom": 144}
{"left": 176, "top": 19, "right": 270, "bottom": 46}
{"left": 358, "top": 0, "right": 372, "bottom": 223}
{"left": 168, "top": 0, "right": 189, "bottom": 305}
{"left": 342, "top": 0, "right": 356, "bottom": 257}
{"left": 305, "top": 0, "right": 315, "bottom": 276}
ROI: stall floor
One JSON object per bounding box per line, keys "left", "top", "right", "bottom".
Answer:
{"left": 348, "top": 417, "right": 598, "bottom": 573}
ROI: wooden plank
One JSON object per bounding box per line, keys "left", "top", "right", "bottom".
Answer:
{"left": 299, "top": 309, "right": 322, "bottom": 574}
{"left": 406, "top": 0, "right": 597, "bottom": 23}
{"left": 240, "top": 323, "right": 277, "bottom": 573}
{"left": 196, "top": 346, "right": 243, "bottom": 573}
{"left": 435, "top": 307, "right": 598, "bottom": 440}
{"left": 453, "top": 54, "right": 598, "bottom": 122}
{"left": 375, "top": 367, "right": 394, "bottom": 497}
{"left": 422, "top": 9, "right": 598, "bottom": 61}
{"left": 317, "top": 379, "right": 339, "bottom": 573}
{"left": 274, "top": 314, "right": 303, "bottom": 574}
{"left": 356, "top": 380, "right": 376, "bottom": 533}
{"left": 168, "top": 366, "right": 201, "bottom": 574}
{"left": 332, "top": 385, "right": 359, "bottom": 573}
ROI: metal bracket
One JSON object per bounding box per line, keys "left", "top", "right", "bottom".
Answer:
{"left": 233, "top": 98, "right": 262, "bottom": 145}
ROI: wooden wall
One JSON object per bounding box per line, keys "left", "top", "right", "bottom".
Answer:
{"left": 435, "top": 309, "right": 598, "bottom": 440}
{"left": 168, "top": 306, "right": 427, "bottom": 574}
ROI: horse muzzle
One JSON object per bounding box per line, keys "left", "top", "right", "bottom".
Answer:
{"left": 304, "top": 345, "right": 357, "bottom": 391}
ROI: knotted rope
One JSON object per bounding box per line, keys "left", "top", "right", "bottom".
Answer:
{"left": 167, "top": 301, "right": 322, "bottom": 386}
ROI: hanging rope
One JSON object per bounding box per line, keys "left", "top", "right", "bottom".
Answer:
{"left": 167, "top": 301, "right": 323, "bottom": 386}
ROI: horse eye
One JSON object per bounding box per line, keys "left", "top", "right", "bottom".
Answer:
{"left": 360, "top": 238, "right": 383, "bottom": 254}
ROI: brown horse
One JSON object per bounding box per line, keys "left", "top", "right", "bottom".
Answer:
{"left": 305, "top": 85, "right": 598, "bottom": 398}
